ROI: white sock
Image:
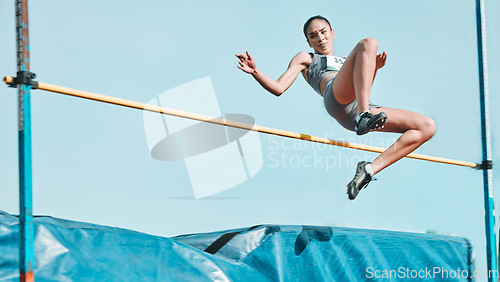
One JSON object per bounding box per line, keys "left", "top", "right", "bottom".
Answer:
{"left": 355, "top": 111, "right": 370, "bottom": 123}
{"left": 365, "top": 163, "right": 374, "bottom": 177}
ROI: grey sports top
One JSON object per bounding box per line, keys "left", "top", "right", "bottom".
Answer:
{"left": 306, "top": 53, "right": 346, "bottom": 96}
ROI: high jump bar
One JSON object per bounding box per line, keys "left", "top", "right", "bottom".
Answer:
{"left": 3, "top": 75, "right": 478, "bottom": 168}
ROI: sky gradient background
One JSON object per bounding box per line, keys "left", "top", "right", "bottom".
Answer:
{"left": 1, "top": 0, "right": 499, "bottom": 278}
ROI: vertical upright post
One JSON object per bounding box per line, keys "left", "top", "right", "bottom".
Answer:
{"left": 15, "top": 0, "right": 34, "bottom": 281}
{"left": 475, "top": 0, "right": 497, "bottom": 280}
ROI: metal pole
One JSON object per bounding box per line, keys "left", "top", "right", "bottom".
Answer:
{"left": 475, "top": 0, "right": 497, "bottom": 280}
{"left": 15, "top": 0, "right": 34, "bottom": 281}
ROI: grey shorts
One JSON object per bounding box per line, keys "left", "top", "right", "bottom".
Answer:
{"left": 323, "top": 75, "right": 381, "bottom": 131}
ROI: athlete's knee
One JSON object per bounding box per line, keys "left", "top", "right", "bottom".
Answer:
{"left": 357, "top": 38, "right": 378, "bottom": 52}
{"left": 419, "top": 116, "right": 436, "bottom": 141}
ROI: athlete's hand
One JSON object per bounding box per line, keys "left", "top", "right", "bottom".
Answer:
{"left": 375, "top": 51, "right": 387, "bottom": 69}
{"left": 236, "top": 51, "right": 257, "bottom": 74}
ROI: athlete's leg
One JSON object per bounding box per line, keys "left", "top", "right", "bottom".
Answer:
{"left": 331, "top": 38, "right": 379, "bottom": 113}
{"left": 369, "top": 107, "right": 436, "bottom": 174}
{"left": 347, "top": 107, "right": 435, "bottom": 200}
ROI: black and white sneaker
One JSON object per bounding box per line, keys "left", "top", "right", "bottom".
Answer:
{"left": 355, "top": 111, "right": 387, "bottom": 135}
{"left": 347, "top": 161, "right": 372, "bottom": 200}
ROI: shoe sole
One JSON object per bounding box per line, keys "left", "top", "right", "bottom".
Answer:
{"left": 347, "top": 183, "right": 358, "bottom": 200}
{"left": 346, "top": 161, "right": 372, "bottom": 200}
{"left": 356, "top": 115, "right": 387, "bottom": 135}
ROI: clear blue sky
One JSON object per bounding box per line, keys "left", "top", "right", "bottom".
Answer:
{"left": 1, "top": 0, "right": 499, "bottom": 278}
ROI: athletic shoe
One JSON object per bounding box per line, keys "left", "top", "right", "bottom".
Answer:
{"left": 347, "top": 161, "right": 372, "bottom": 200}
{"left": 355, "top": 111, "right": 387, "bottom": 135}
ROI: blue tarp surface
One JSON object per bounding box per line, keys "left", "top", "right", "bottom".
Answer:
{"left": 0, "top": 210, "right": 472, "bottom": 281}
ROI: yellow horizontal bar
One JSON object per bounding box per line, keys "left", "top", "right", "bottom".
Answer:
{"left": 3, "top": 75, "right": 478, "bottom": 168}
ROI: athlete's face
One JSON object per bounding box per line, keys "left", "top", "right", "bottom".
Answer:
{"left": 306, "top": 20, "right": 335, "bottom": 55}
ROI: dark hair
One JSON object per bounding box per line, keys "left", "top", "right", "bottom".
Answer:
{"left": 303, "top": 15, "right": 332, "bottom": 39}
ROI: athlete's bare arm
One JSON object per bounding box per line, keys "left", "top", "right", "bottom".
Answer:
{"left": 236, "top": 51, "right": 312, "bottom": 96}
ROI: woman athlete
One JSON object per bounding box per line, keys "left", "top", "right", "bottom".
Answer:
{"left": 236, "top": 15, "right": 436, "bottom": 200}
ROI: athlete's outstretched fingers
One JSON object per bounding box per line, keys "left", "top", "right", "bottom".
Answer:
{"left": 236, "top": 53, "right": 247, "bottom": 61}
{"left": 236, "top": 51, "right": 258, "bottom": 74}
